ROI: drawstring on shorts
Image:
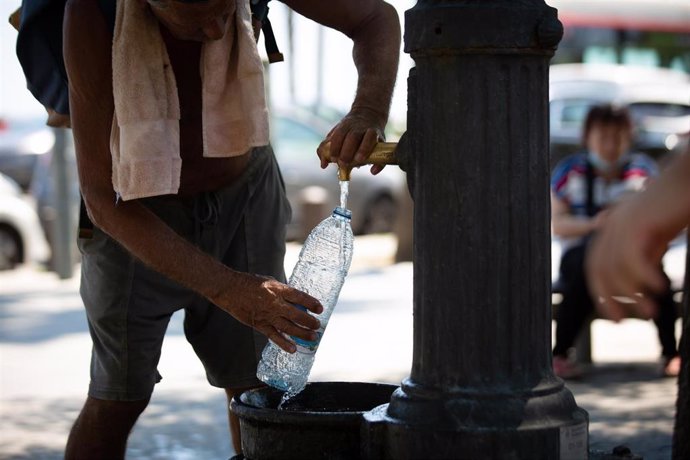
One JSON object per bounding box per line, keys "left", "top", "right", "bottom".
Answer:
{"left": 193, "top": 191, "right": 222, "bottom": 243}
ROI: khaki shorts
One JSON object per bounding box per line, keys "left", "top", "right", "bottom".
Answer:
{"left": 78, "top": 146, "right": 291, "bottom": 401}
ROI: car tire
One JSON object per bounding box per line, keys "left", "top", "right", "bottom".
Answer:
{"left": 0, "top": 224, "right": 23, "bottom": 270}
{"left": 360, "top": 194, "right": 397, "bottom": 235}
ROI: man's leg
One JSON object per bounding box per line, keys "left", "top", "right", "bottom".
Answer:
{"left": 183, "top": 148, "right": 290, "bottom": 456}
{"left": 224, "top": 385, "right": 264, "bottom": 454}
{"left": 74, "top": 209, "right": 191, "bottom": 460}
{"left": 65, "top": 396, "right": 149, "bottom": 460}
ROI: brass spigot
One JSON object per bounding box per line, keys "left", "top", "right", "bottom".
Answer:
{"left": 318, "top": 141, "right": 399, "bottom": 181}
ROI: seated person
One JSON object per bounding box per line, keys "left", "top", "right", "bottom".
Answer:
{"left": 550, "top": 104, "right": 679, "bottom": 379}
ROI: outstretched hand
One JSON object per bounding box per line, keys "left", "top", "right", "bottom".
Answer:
{"left": 215, "top": 272, "right": 323, "bottom": 353}
{"left": 318, "top": 107, "right": 387, "bottom": 175}
{"left": 585, "top": 195, "right": 668, "bottom": 321}
{"left": 585, "top": 154, "right": 690, "bottom": 321}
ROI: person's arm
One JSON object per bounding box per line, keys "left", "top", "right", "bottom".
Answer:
{"left": 281, "top": 0, "right": 401, "bottom": 174}
{"left": 63, "top": 0, "right": 321, "bottom": 353}
{"left": 551, "top": 192, "right": 602, "bottom": 238}
{"left": 586, "top": 149, "right": 690, "bottom": 321}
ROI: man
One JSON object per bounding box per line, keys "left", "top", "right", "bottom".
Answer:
{"left": 586, "top": 137, "right": 690, "bottom": 460}
{"left": 550, "top": 104, "right": 679, "bottom": 379}
{"left": 62, "top": 0, "right": 400, "bottom": 457}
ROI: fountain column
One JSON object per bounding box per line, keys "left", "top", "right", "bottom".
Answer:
{"left": 363, "top": 2, "right": 589, "bottom": 458}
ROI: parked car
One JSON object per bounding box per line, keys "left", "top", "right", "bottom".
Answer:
{"left": 549, "top": 64, "right": 690, "bottom": 167}
{"left": 271, "top": 108, "right": 406, "bottom": 240}
{"left": 26, "top": 108, "right": 407, "bottom": 251}
{"left": 0, "top": 173, "right": 50, "bottom": 270}
{"left": 0, "top": 118, "right": 55, "bottom": 191}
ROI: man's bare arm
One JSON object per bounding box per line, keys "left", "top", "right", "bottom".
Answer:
{"left": 63, "top": 0, "right": 321, "bottom": 352}
{"left": 282, "top": 0, "right": 401, "bottom": 171}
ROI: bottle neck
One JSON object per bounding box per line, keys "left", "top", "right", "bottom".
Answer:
{"left": 333, "top": 206, "right": 352, "bottom": 221}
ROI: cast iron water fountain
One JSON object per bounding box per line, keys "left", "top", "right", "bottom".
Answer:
{"left": 232, "top": 1, "right": 591, "bottom": 458}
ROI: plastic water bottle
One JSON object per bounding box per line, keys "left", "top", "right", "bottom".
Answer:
{"left": 256, "top": 206, "right": 354, "bottom": 397}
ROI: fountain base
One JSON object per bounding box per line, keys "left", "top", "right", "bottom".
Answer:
{"left": 231, "top": 381, "right": 397, "bottom": 460}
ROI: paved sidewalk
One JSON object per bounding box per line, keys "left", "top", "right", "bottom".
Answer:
{"left": 0, "top": 235, "right": 683, "bottom": 459}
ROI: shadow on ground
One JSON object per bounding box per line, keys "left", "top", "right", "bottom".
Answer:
{"left": 567, "top": 362, "right": 677, "bottom": 460}
{"left": 0, "top": 391, "right": 234, "bottom": 460}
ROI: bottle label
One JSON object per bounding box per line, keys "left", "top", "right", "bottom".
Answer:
{"left": 289, "top": 303, "right": 323, "bottom": 355}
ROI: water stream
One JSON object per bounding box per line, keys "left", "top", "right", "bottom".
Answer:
{"left": 339, "top": 179, "right": 349, "bottom": 210}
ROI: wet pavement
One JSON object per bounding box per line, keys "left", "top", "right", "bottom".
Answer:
{"left": 0, "top": 235, "right": 683, "bottom": 459}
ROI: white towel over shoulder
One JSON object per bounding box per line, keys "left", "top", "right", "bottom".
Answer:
{"left": 111, "top": 0, "right": 269, "bottom": 201}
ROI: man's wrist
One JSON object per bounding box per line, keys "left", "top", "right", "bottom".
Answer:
{"left": 349, "top": 104, "right": 388, "bottom": 130}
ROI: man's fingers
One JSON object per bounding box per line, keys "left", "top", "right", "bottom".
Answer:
{"left": 275, "top": 317, "right": 318, "bottom": 342}
{"left": 283, "top": 302, "right": 322, "bottom": 330}
{"left": 327, "top": 129, "right": 346, "bottom": 164}
{"left": 338, "top": 131, "right": 365, "bottom": 165}
{"left": 354, "top": 129, "right": 379, "bottom": 163}
{"left": 317, "top": 141, "right": 330, "bottom": 169}
{"left": 637, "top": 262, "right": 668, "bottom": 294}
{"left": 288, "top": 290, "right": 323, "bottom": 315}
{"left": 630, "top": 294, "right": 658, "bottom": 320}
{"left": 265, "top": 327, "right": 297, "bottom": 354}
{"left": 595, "top": 296, "right": 626, "bottom": 322}
{"left": 370, "top": 164, "right": 385, "bottom": 175}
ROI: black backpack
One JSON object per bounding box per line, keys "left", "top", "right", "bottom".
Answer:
{"left": 13, "top": 0, "right": 282, "bottom": 125}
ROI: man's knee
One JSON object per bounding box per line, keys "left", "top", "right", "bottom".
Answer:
{"left": 81, "top": 396, "right": 150, "bottom": 423}
{"left": 66, "top": 396, "right": 151, "bottom": 460}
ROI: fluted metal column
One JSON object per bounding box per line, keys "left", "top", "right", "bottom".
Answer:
{"left": 362, "top": 1, "right": 588, "bottom": 458}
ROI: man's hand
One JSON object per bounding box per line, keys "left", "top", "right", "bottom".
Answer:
{"left": 585, "top": 196, "right": 668, "bottom": 321}
{"left": 318, "top": 107, "right": 387, "bottom": 175}
{"left": 214, "top": 272, "right": 324, "bottom": 353}
{"left": 585, "top": 152, "right": 690, "bottom": 321}
{"left": 283, "top": 0, "right": 400, "bottom": 177}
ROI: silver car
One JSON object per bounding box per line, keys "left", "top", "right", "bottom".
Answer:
{"left": 272, "top": 110, "right": 406, "bottom": 241}
{"left": 549, "top": 63, "right": 690, "bottom": 167}
{"left": 0, "top": 173, "right": 50, "bottom": 270}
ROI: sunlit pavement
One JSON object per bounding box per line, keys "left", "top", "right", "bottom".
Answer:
{"left": 0, "top": 234, "right": 683, "bottom": 459}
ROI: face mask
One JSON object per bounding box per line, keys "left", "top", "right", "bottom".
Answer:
{"left": 588, "top": 151, "right": 627, "bottom": 174}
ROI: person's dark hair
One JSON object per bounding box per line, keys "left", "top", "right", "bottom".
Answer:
{"left": 582, "top": 104, "right": 633, "bottom": 145}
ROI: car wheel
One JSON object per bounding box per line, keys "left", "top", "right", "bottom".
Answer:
{"left": 0, "top": 225, "right": 23, "bottom": 270}
{"left": 360, "top": 194, "right": 397, "bottom": 235}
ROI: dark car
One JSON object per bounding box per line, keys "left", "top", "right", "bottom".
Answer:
{"left": 27, "top": 108, "right": 407, "bottom": 265}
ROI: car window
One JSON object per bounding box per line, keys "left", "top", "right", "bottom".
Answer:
{"left": 553, "top": 99, "right": 599, "bottom": 131}
{"left": 628, "top": 103, "right": 690, "bottom": 119}
{"left": 272, "top": 117, "right": 324, "bottom": 163}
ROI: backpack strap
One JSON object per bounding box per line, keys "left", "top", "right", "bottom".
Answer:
{"left": 251, "top": 0, "right": 284, "bottom": 63}
{"left": 97, "top": 0, "right": 117, "bottom": 36}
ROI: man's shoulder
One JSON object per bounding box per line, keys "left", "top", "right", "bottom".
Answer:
{"left": 65, "top": 0, "right": 113, "bottom": 30}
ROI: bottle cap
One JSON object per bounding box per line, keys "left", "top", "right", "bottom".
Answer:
{"left": 333, "top": 207, "right": 352, "bottom": 219}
